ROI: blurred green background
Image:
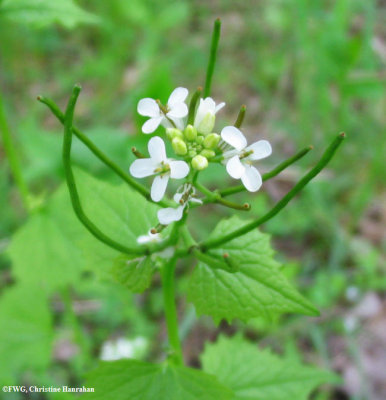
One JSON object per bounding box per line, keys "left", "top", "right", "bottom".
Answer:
{"left": 0, "top": 0, "right": 385, "bottom": 399}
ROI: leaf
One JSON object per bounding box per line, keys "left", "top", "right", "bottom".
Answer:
{"left": 112, "top": 255, "right": 155, "bottom": 293}
{"left": 0, "top": 285, "right": 53, "bottom": 384}
{"left": 85, "top": 359, "right": 233, "bottom": 400}
{"left": 187, "top": 216, "right": 318, "bottom": 323}
{"left": 8, "top": 169, "right": 159, "bottom": 292}
{"left": 0, "top": 0, "right": 99, "bottom": 29}
{"left": 201, "top": 335, "right": 338, "bottom": 400}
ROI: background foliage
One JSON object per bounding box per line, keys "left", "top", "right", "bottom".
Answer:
{"left": 0, "top": 0, "right": 385, "bottom": 399}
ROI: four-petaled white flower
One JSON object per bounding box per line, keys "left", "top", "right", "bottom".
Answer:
{"left": 130, "top": 136, "right": 189, "bottom": 202}
{"left": 157, "top": 184, "right": 202, "bottom": 225}
{"left": 137, "top": 230, "right": 162, "bottom": 245}
{"left": 137, "top": 87, "right": 189, "bottom": 133}
{"left": 194, "top": 97, "right": 225, "bottom": 135}
{"left": 221, "top": 126, "right": 272, "bottom": 192}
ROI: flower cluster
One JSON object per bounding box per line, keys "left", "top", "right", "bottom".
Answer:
{"left": 131, "top": 87, "right": 272, "bottom": 236}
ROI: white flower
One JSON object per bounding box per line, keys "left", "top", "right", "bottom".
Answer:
{"left": 157, "top": 184, "right": 202, "bottom": 225}
{"left": 137, "top": 87, "right": 189, "bottom": 133}
{"left": 194, "top": 97, "right": 225, "bottom": 135}
{"left": 221, "top": 126, "right": 272, "bottom": 192}
{"left": 130, "top": 136, "right": 189, "bottom": 202}
{"left": 100, "top": 337, "right": 148, "bottom": 361}
{"left": 137, "top": 230, "right": 162, "bottom": 245}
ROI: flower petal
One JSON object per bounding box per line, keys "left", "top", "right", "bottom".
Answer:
{"left": 173, "top": 117, "right": 185, "bottom": 130}
{"left": 241, "top": 165, "right": 262, "bottom": 192}
{"left": 167, "top": 103, "right": 188, "bottom": 118}
{"left": 137, "top": 235, "right": 151, "bottom": 244}
{"left": 215, "top": 102, "right": 226, "bottom": 113}
{"left": 129, "top": 158, "right": 156, "bottom": 178}
{"left": 142, "top": 116, "right": 163, "bottom": 134}
{"left": 221, "top": 126, "right": 247, "bottom": 151}
{"left": 168, "top": 87, "right": 188, "bottom": 107}
{"left": 157, "top": 206, "right": 184, "bottom": 225}
{"left": 137, "top": 98, "right": 159, "bottom": 117}
{"left": 226, "top": 155, "right": 245, "bottom": 179}
{"left": 148, "top": 136, "right": 166, "bottom": 164}
{"left": 151, "top": 175, "right": 169, "bottom": 202}
{"left": 173, "top": 192, "right": 183, "bottom": 203}
{"left": 169, "top": 161, "right": 190, "bottom": 179}
{"left": 194, "top": 98, "right": 215, "bottom": 128}
{"left": 246, "top": 140, "right": 272, "bottom": 160}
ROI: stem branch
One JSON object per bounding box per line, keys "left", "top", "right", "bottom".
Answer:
{"left": 203, "top": 18, "right": 221, "bottom": 97}
{"left": 38, "top": 95, "right": 171, "bottom": 208}
{"left": 219, "top": 145, "right": 314, "bottom": 197}
{"left": 162, "top": 256, "right": 183, "bottom": 365}
{"left": 200, "top": 134, "right": 345, "bottom": 251}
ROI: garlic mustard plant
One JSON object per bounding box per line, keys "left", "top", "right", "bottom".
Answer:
{"left": 38, "top": 18, "right": 346, "bottom": 400}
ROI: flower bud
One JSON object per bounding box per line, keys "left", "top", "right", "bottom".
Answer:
{"left": 196, "top": 112, "right": 216, "bottom": 135}
{"left": 200, "top": 149, "right": 215, "bottom": 159}
{"left": 188, "top": 150, "right": 197, "bottom": 158}
{"left": 196, "top": 135, "right": 204, "bottom": 145}
{"left": 191, "top": 155, "right": 208, "bottom": 170}
{"left": 166, "top": 128, "right": 184, "bottom": 140}
{"left": 184, "top": 124, "right": 197, "bottom": 141}
{"left": 203, "top": 133, "right": 220, "bottom": 149}
{"left": 172, "top": 137, "right": 187, "bottom": 155}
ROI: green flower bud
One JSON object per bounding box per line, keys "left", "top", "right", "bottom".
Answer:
{"left": 172, "top": 137, "right": 187, "bottom": 155}
{"left": 166, "top": 128, "right": 184, "bottom": 140}
{"left": 184, "top": 124, "right": 197, "bottom": 141}
{"left": 203, "top": 133, "right": 220, "bottom": 149}
{"left": 196, "top": 112, "right": 215, "bottom": 135}
{"left": 191, "top": 155, "right": 208, "bottom": 171}
{"left": 196, "top": 135, "right": 204, "bottom": 144}
{"left": 200, "top": 149, "right": 216, "bottom": 159}
{"left": 188, "top": 150, "right": 197, "bottom": 158}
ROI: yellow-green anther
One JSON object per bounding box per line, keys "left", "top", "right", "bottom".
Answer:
{"left": 200, "top": 149, "right": 216, "bottom": 159}
{"left": 192, "top": 155, "right": 208, "bottom": 170}
{"left": 196, "top": 135, "right": 204, "bottom": 144}
{"left": 188, "top": 150, "right": 197, "bottom": 158}
{"left": 203, "top": 133, "right": 220, "bottom": 149}
{"left": 184, "top": 124, "right": 197, "bottom": 141}
{"left": 166, "top": 128, "right": 184, "bottom": 140}
{"left": 172, "top": 137, "right": 188, "bottom": 155}
{"left": 197, "top": 113, "right": 215, "bottom": 135}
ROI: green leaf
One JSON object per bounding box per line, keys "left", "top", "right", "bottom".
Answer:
{"left": 187, "top": 216, "right": 318, "bottom": 323}
{"left": 8, "top": 169, "right": 159, "bottom": 291}
{"left": 85, "top": 360, "right": 233, "bottom": 400}
{"left": 201, "top": 335, "right": 338, "bottom": 400}
{"left": 0, "top": 285, "right": 53, "bottom": 384}
{"left": 0, "top": 0, "right": 99, "bottom": 29}
{"left": 112, "top": 255, "right": 155, "bottom": 293}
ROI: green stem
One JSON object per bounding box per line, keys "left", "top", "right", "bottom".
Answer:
{"left": 162, "top": 256, "right": 183, "bottom": 365}
{"left": 37, "top": 95, "right": 171, "bottom": 208}
{"left": 195, "top": 182, "right": 250, "bottom": 211}
{"left": 219, "top": 145, "right": 314, "bottom": 197}
{"left": 200, "top": 133, "right": 345, "bottom": 251}
{"left": 180, "top": 225, "right": 197, "bottom": 248}
{"left": 0, "top": 91, "right": 31, "bottom": 210}
{"left": 187, "top": 87, "right": 202, "bottom": 125}
{"left": 234, "top": 105, "right": 246, "bottom": 128}
{"left": 63, "top": 85, "right": 152, "bottom": 256}
{"left": 203, "top": 18, "right": 221, "bottom": 97}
